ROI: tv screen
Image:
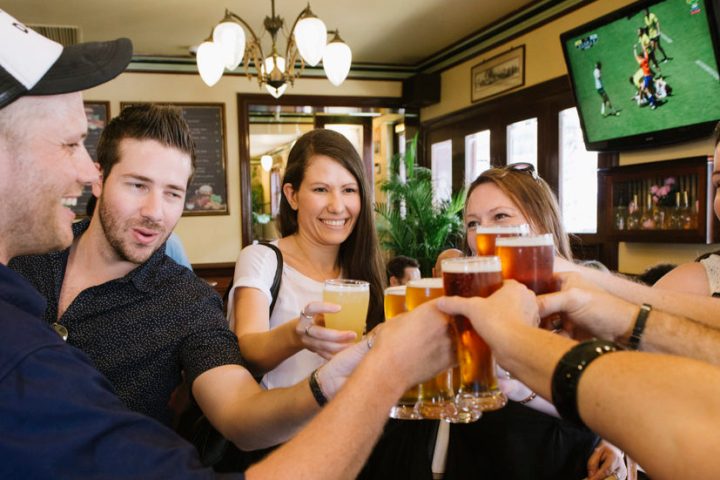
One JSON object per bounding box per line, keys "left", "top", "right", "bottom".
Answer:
{"left": 561, "top": 0, "right": 720, "bottom": 151}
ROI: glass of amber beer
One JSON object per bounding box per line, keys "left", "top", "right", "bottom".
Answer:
{"left": 441, "top": 256, "right": 506, "bottom": 422}
{"left": 384, "top": 285, "right": 407, "bottom": 320}
{"left": 474, "top": 224, "right": 530, "bottom": 256}
{"left": 406, "top": 278, "right": 453, "bottom": 420}
{"left": 495, "top": 234, "right": 555, "bottom": 295}
{"left": 323, "top": 279, "right": 370, "bottom": 340}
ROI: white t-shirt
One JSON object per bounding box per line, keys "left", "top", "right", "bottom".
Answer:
{"left": 593, "top": 68, "right": 602, "bottom": 89}
{"left": 700, "top": 254, "right": 720, "bottom": 295}
{"left": 227, "top": 241, "right": 325, "bottom": 389}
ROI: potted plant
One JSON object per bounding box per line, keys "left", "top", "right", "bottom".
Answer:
{"left": 375, "top": 134, "right": 465, "bottom": 276}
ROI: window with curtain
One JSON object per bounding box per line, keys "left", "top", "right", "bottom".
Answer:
{"left": 507, "top": 118, "right": 537, "bottom": 168}
{"left": 465, "top": 130, "right": 491, "bottom": 185}
{"left": 431, "top": 139, "right": 452, "bottom": 203}
{"left": 559, "top": 107, "right": 598, "bottom": 234}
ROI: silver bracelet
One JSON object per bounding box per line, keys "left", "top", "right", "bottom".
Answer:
{"left": 518, "top": 391, "right": 537, "bottom": 405}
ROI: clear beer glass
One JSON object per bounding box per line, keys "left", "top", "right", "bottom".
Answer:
{"left": 323, "top": 279, "right": 370, "bottom": 340}
{"left": 441, "top": 256, "right": 506, "bottom": 423}
{"left": 495, "top": 234, "right": 555, "bottom": 295}
{"left": 495, "top": 234, "right": 557, "bottom": 330}
{"left": 474, "top": 224, "right": 530, "bottom": 256}
{"left": 405, "top": 278, "right": 453, "bottom": 420}
{"left": 384, "top": 285, "right": 407, "bottom": 320}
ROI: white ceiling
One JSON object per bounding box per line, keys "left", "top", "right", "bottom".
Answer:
{"left": 4, "top": 0, "right": 536, "bottom": 65}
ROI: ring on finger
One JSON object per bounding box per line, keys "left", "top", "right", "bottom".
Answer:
{"left": 300, "top": 308, "right": 314, "bottom": 321}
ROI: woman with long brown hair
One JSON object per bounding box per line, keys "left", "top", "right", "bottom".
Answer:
{"left": 228, "top": 129, "right": 385, "bottom": 389}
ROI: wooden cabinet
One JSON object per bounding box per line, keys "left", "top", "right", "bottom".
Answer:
{"left": 598, "top": 156, "right": 718, "bottom": 243}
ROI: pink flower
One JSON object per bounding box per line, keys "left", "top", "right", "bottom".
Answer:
{"left": 664, "top": 177, "right": 676, "bottom": 186}
{"left": 650, "top": 185, "right": 659, "bottom": 194}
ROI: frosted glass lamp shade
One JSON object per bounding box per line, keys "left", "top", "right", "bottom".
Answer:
{"left": 265, "top": 83, "right": 288, "bottom": 98}
{"left": 213, "top": 21, "right": 245, "bottom": 70}
{"left": 323, "top": 38, "right": 351, "bottom": 86}
{"left": 197, "top": 41, "right": 224, "bottom": 86}
{"left": 293, "top": 16, "right": 327, "bottom": 66}
{"left": 261, "top": 155, "right": 273, "bottom": 171}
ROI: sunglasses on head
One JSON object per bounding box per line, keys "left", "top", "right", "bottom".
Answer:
{"left": 501, "top": 162, "right": 539, "bottom": 180}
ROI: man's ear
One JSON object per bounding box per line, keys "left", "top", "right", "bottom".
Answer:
{"left": 389, "top": 276, "right": 399, "bottom": 287}
{"left": 90, "top": 162, "right": 103, "bottom": 197}
{"left": 283, "top": 183, "right": 298, "bottom": 211}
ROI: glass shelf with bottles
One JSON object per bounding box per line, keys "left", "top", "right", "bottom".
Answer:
{"left": 599, "top": 156, "right": 718, "bottom": 243}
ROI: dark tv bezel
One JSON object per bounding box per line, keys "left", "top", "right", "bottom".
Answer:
{"left": 560, "top": 0, "right": 720, "bottom": 152}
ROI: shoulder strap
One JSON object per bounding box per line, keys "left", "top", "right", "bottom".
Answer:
{"left": 258, "top": 242, "right": 283, "bottom": 316}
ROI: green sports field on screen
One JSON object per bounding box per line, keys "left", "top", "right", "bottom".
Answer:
{"left": 563, "top": 0, "right": 720, "bottom": 145}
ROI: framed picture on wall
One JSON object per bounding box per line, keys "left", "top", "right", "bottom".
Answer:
{"left": 471, "top": 45, "right": 525, "bottom": 103}
{"left": 73, "top": 101, "right": 110, "bottom": 217}
{"left": 120, "top": 102, "right": 229, "bottom": 216}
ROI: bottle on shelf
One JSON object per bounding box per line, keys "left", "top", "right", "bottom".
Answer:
{"left": 640, "top": 193, "right": 656, "bottom": 229}
{"left": 627, "top": 194, "right": 641, "bottom": 230}
{"left": 668, "top": 191, "right": 682, "bottom": 229}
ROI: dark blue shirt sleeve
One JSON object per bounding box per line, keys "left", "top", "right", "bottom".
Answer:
{"left": 0, "top": 343, "right": 243, "bottom": 480}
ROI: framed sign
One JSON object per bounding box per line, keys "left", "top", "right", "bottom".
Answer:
{"left": 471, "top": 45, "right": 525, "bottom": 103}
{"left": 74, "top": 101, "right": 110, "bottom": 217}
{"left": 121, "top": 102, "right": 229, "bottom": 216}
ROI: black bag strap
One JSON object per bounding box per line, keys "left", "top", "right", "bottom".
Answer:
{"left": 222, "top": 241, "right": 283, "bottom": 316}
{"left": 258, "top": 241, "right": 283, "bottom": 316}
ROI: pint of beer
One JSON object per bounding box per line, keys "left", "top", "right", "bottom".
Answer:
{"left": 323, "top": 279, "right": 370, "bottom": 340}
{"left": 384, "top": 285, "right": 407, "bottom": 320}
{"left": 441, "top": 256, "right": 506, "bottom": 422}
{"left": 495, "top": 234, "right": 554, "bottom": 294}
{"left": 389, "top": 279, "right": 449, "bottom": 419}
{"left": 474, "top": 224, "right": 530, "bottom": 256}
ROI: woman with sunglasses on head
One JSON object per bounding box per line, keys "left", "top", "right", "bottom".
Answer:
{"left": 228, "top": 129, "right": 385, "bottom": 391}
{"left": 442, "top": 163, "right": 625, "bottom": 480}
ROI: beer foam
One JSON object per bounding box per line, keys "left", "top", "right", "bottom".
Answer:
{"left": 407, "top": 277, "right": 443, "bottom": 289}
{"left": 441, "top": 256, "right": 501, "bottom": 273}
{"left": 384, "top": 285, "right": 406, "bottom": 296}
{"left": 476, "top": 224, "right": 530, "bottom": 235}
{"left": 324, "top": 280, "right": 370, "bottom": 292}
{"left": 495, "top": 233, "right": 554, "bottom": 247}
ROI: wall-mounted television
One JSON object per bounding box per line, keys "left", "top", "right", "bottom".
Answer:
{"left": 560, "top": 0, "right": 720, "bottom": 152}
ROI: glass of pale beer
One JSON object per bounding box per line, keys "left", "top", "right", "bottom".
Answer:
{"left": 474, "top": 224, "right": 530, "bottom": 256}
{"left": 323, "top": 279, "right": 370, "bottom": 340}
{"left": 495, "top": 234, "right": 555, "bottom": 295}
{"left": 441, "top": 256, "right": 506, "bottom": 422}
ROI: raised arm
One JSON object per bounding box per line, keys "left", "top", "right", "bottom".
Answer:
{"left": 230, "top": 245, "right": 355, "bottom": 376}
{"left": 555, "top": 258, "right": 720, "bottom": 329}
{"left": 652, "top": 262, "right": 710, "bottom": 296}
{"left": 437, "top": 285, "right": 720, "bottom": 480}
{"left": 539, "top": 273, "right": 720, "bottom": 365}
{"left": 245, "top": 300, "right": 455, "bottom": 480}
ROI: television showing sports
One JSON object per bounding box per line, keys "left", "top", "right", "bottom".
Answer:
{"left": 561, "top": 0, "right": 720, "bottom": 151}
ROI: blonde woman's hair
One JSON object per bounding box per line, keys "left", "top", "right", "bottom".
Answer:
{"left": 466, "top": 166, "right": 573, "bottom": 260}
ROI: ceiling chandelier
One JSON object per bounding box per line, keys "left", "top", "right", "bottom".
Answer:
{"left": 196, "top": 0, "right": 352, "bottom": 98}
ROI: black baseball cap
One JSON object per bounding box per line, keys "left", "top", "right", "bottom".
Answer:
{"left": 0, "top": 9, "right": 132, "bottom": 109}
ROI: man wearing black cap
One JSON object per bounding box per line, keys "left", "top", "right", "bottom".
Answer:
{"left": 0, "top": 10, "right": 454, "bottom": 479}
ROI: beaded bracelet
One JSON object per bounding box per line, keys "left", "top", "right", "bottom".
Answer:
{"left": 551, "top": 339, "right": 620, "bottom": 429}
{"left": 309, "top": 368, "right": 328, "bottom": 406}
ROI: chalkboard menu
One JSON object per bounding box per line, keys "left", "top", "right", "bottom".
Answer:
{"left": 120, "top": 102, "right": 229, "bottom": 216}
{"left": 74, "top": 101, "right": 109, "bottom": 217}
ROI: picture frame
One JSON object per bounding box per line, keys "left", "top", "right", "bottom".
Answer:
{"left": 120, "top": 102, "right": 229, "bottom": 216}
{"left": 471, "top": 45, "right": 525, "bottom": 103}
{"left": 73, "top": 101, "right": 110, "bottom": 217}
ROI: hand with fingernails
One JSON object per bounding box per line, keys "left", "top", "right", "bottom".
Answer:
{"left": 295, "top": 301, "right": 358, "bottom": 360}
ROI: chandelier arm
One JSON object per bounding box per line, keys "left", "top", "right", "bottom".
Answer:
{"left": 226, "top": 11, "right": 266, "bottom": 59}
